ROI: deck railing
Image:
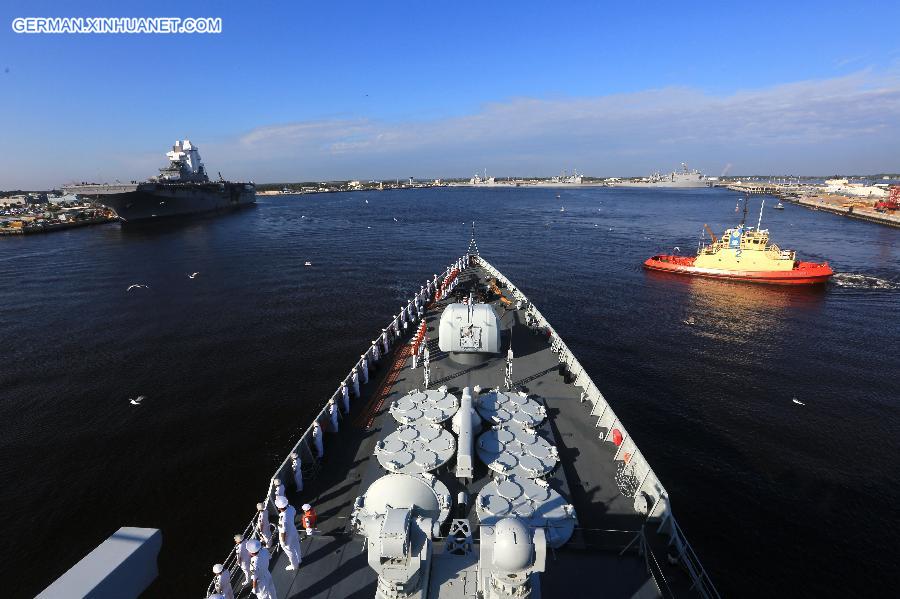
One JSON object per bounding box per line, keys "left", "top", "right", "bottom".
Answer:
{"left": 206, "top": 255, "right": 468, "bottom": 595}
{"left": 475, "top": 254, "right": 721, "bottom": 599}
{"left": 206, "top": 252, "right": 719, "bottom": 599}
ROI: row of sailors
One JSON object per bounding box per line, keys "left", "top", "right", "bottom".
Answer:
{"left": 290, "top": 259, "right": 468, "bottom": 481}
{"left": 210, "top": 260, "right": 466, "bottom": 598}
{"left": 436, "top": 256, "right": 468, "bottom": 300}
{"left": 212, "top": 497, "right": 318, "bottom": 599}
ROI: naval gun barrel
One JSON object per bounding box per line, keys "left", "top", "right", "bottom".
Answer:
{"left": 456, "top": 387, "right": 474, "bottom": 480}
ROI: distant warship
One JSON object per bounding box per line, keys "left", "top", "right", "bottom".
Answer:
{"left": 65, "top": 140, "right": 255, "bottom": 222}
{"left": 613, "top": 163, "right": 709, "bottom": 188}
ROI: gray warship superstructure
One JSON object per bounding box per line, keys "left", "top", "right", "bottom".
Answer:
{"left": 613, "top": 163, "right": 709, "bottom": 188}
{"left": 204, "top": 230, "right": 720, "bottom": 599}
{"left": 65, "top": 140, "right": 255, "bottom": 222}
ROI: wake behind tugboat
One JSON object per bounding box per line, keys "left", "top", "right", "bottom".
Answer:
{"left": 204, "top": 232, "right": 719, "bottom": 599}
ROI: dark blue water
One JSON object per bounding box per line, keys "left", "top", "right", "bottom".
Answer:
{"left": 1, "top": 187, "right": 897, "bottom": 597}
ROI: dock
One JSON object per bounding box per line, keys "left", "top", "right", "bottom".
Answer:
{"left": 723, "top": 182, "right": 900, "bottom": 228}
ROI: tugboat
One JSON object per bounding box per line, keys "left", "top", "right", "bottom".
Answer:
{"left": 644, "top": 200, "right": 833, "bottom": 285}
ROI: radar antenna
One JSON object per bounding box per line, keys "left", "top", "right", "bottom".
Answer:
{"left": 467, "top": 221, "right": 479, "bottom": 256}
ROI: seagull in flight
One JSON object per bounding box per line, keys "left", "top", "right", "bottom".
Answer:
{"left": 393, "top": 217, "right": 399, "bottom": 222}
{"left": 365, "top": 199, "right": 369, "bottom": 204}
{"left": 127, "top": 284, "right": 149, "bottom": 291}
{"left": 304, "top": 261, "right": 312, "bottom": 266}
{"left": 674, "top": 246, "right": 681, "bottom": 252}
{"left": 792, "top": 398, "right": 805, "bottom": 406}
{"left": 129, "top": 395, "right": 145, "bottom": 406}
{"left": 189, "top": 272, "right": 199, "bottom": 279}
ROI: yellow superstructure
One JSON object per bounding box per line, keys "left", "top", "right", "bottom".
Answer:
{"left": 695, "top": 226, "right": 796, "bottom": 272}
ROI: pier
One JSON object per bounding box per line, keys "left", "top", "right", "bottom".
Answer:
{"left": 724, "top": 182, "right": 900, "bottom": 228}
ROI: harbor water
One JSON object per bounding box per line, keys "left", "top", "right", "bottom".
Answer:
{"left": 0, "top": 187, "right": 897, "bottom": 597}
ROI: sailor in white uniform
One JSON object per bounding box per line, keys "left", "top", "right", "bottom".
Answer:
{"left": 247, "top": 539, "right": 277, "bottom": 599}
{"left": 327, "top": 398, "right": 339, "bottom": 432}
{"left": 212, "top": 563, "right": 235, "bottom": 599}
{"left": 312, "top": 420, "right": 324, "bottom": 458}
{"left": 275, "top": 495, "right": 303, "bottom": 570}
{"left": 290, "top": 451, "right": 303, "bottom": 492}
{"left": 340, "top": 381, "right": 350, "bottom": 414}
{"left": 234, "top": 534, "right": 251, "bottom": 586}
{"left": 272, "top": 478, "right": 285, "bottom": 500}
{"left": 256, "top": 503, "right": 272, "bottom": 547}
{"left": 360, "top": 354, "right": 369, "bottom": 383}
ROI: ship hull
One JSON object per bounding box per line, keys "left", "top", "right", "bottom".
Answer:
{"left": 644, "top": 255, "right": 834, "bottom": 285}
{"left": 69, "top": 182, "right": 255, "bottom": 222}
{"left": 612, "top": 180, "right": 709, "bottom": 188}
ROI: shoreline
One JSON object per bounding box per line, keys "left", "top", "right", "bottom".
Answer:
{"left": 0, "top": 215, "right": 117, "bottom": 236}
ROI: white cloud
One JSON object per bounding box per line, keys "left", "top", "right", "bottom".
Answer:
{"left": 212, "top": 69, "right": 900, "bottom": 180}
{"left": 3, "top": 69, "right": 899, "bottom": 188}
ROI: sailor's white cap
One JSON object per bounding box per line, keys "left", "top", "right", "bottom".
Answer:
{"left": 290, "top": 452, "right": 298, "bottom": 459}
{"left": 233, "top": 534, "right": 243, "bottom": 543}
{"left": 273, "top": 478, "right": 281, "bottom": 486}
{"left": 275, "top": 496, "right": 289, "bottom": 509}
{"left": 256, "top": 502, "right": 265, "bottom": 511}
{"left": 302, "top": 503, "right": 312, "bottom": 511}
{"left": 246, "top": 539, "right": 261, "bottom": 553}
{"left": 212, "top": 563, "right": 224, "bottom": 574}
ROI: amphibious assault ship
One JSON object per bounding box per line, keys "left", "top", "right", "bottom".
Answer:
{"left": 65, "top": 140, "right": 255, "bottom": 222}
{"left": 613, "top": 163, "right": 708, "bottom": 188}
{"left": 205, "top": 230, "right": 720, "bottom": 599}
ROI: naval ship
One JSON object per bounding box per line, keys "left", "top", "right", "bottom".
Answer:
{"left": 204, "top": 230, "right": 720, "bottom": 599}
{"left": 64, "top": 140, "right": 255, "bottom": 222}
{"left": 613, "top": 163, "right": 708, "bottom": 188}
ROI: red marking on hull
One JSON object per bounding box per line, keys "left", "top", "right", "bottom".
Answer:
{"left": 354, "top": 343, "right": 411, "bottom": 430}
{"left": 643, "top": 255, "right": 834, "bottom": 286}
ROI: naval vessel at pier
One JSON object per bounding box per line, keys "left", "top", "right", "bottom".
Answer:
{"left": 65, "top": 140, "right": 255, "bottom": 222}
{"left": 612, "top": 164, "right": 709, "bottom": 188}
{"left": 205, "top": 230, "right": 720, "bottom": 599}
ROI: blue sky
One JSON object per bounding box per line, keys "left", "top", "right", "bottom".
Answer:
{"left": 1, "top": 0, "right": 899, "bottom": 188}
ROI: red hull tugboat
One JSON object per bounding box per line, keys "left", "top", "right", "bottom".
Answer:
{"left": 644, "top": 201, "right": 834, "bottom": 286}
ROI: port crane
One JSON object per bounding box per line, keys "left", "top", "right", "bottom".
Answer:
{"left": 874, "top": 185, "right": 900, "bottom": 212}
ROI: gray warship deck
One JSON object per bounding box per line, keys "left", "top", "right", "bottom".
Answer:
{"left": 227, "top": 262, "right": 706, "bottom": 599}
